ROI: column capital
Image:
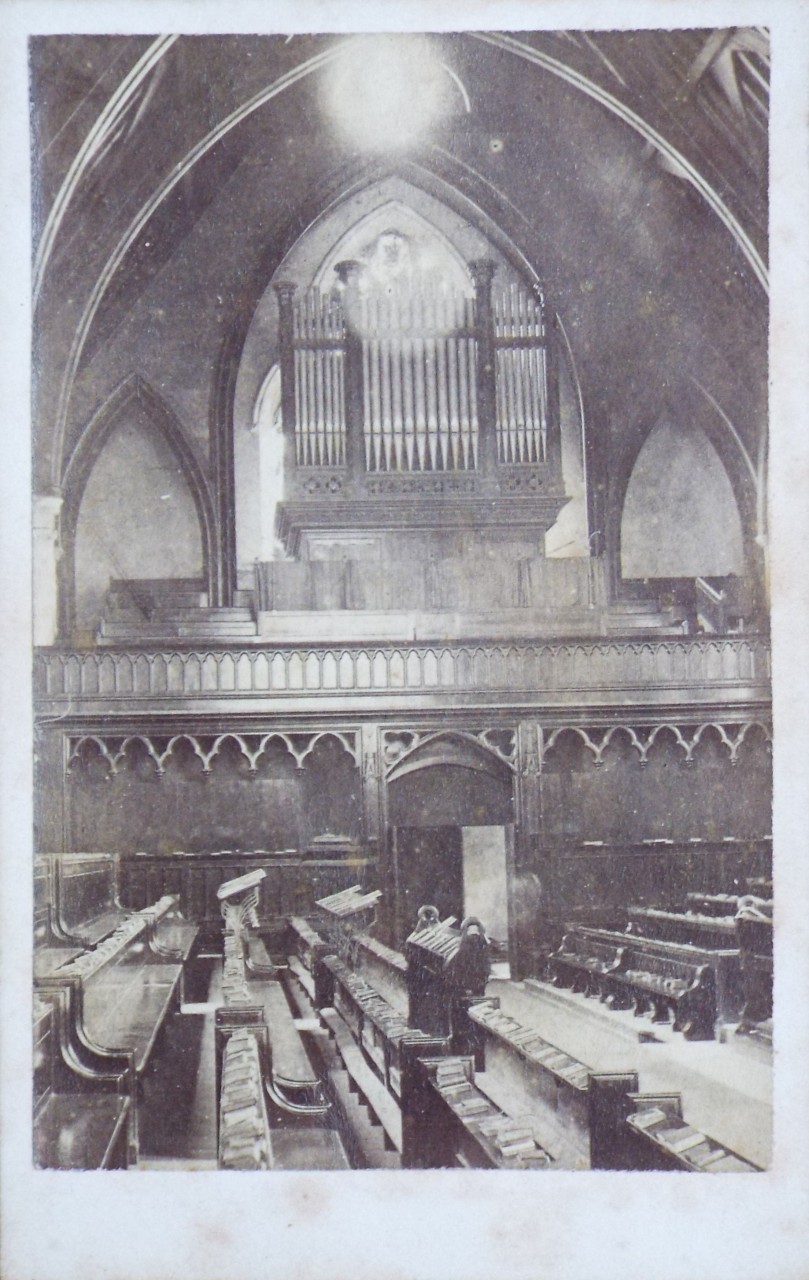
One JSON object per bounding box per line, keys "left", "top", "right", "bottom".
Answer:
{"left": 333, "top": 259, "right": 364, "bottom": 287}
{"left": 272, "top": 279, "right": 298, "bottom": 304}
{"left": 468, "top": 258, "right": 497, "bottom": 291}
{"left": 33, "top": 492, "right": 63, "bottom": 533}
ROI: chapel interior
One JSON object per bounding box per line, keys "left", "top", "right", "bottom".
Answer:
{"left": 31, "top": 29, "right": 773, "bottom": 1173}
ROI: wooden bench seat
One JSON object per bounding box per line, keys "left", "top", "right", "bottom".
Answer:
{"left": 78, "top": 908, "right": 127, "bottom": 947}
{"left": 246, "top": 934, "right": 276, "bottom": 978}
{"left": 626, "top": 1099, "right": 760, "bottom": 1172}
{"left": 34, "top": 945, "right": 84, "bottom": 979}
{"left": 44, "top": 852, "right": 128, "bottom": 948}
{"left": 548, "top": 926, "right": 721, "bottom": 1039}
{"left": 218, "top": 901, "right": 329, "bottom": 1118}
{"left": 351, "top": 933, "right": 409, "bottom": 1018}
{"left": 83, "top": 964, "right": 183, "bottom": 1074}
{"left": 613, "top": 952, "right": 716, "bottom": 1039}
{"left": 35, "top": 895, "right": 193, "bottom": 1162}
{"left": 549, "top": 933, "right": 628, "bottom": 996}
{"left": 263, "top": 980, "right": 321, "bottom": 1093}
{"left": 34, "top": 1092, "right": 130, "bottom": 1170}
{"left": 409, "top": 1054, "right": 553, "bottom": 1170}
{"left": 628, "top": 906, "right": 737, "bottom": 949}
{"left": 33, "top": 992, "right": 132, "bottom": 1170}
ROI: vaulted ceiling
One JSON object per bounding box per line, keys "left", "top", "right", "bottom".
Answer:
{"left": 31, "top": 30, "right": 769, "bottom": 565}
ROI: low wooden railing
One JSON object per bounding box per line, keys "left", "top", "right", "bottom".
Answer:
{"left": 34, "top": 636, "right": 770, "bottom": 705}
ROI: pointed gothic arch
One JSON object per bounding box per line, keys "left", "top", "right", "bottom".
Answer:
{"left": 60, "top": 374, "right": 218, "bottom": 638}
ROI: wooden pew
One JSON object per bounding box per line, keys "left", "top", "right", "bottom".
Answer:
{"left": 402, "top": 1053, "right": 553, "bottom": 1170}
{"left": 33, "top": 993, "right": 131, "bottom": 1169}
{"left": 628, "top": 905, "right": 737, "bottom": 950}
{"left": 286, "top": 915, "right": 332, "bottom": 1003}
{"left": 466, "top": 1001, "right": 762, "bottom": 1171}
{"left": 626, "top": 1096, "right": 759, "bottom": 1171}
{"left": 735, "top": 898, "right": 773, "bottom": 1040}
{"left": 34, "top": 857, "right": 83, "bottom": 977}
{"left": 549, "top": 932, "right": 629, "bottom": 997}
{"left": 35, "top": 894, "right": 191, "bottom": 1162}
{"left": 350, "top": 932, "right": 409, "bottom": 1019}
{"left": 685, "top": 892, "right": 739, "bottom": 917}
{"left": 319, "top": 954, "right": 442, "bottom": 1115}
{"left": 217, "top": 871, "right": 329, "bottom": 1129}
{"left": 215, "top": 886, "right": 274, "bottom": 1169}
{"left": 218, "top": 1025, "right": 273, "bottom": 1171}
{"left": 612, "top": 950, "right": 717, "bottom": 1040}
{"left": 549, "top": 925, "right": 742, "bottom": 1033}
{"left": 48, "top": 853, "right": 126, "bottom": 947}
{"left": 467, "top": 999, "right": 592, "bottom": 1167}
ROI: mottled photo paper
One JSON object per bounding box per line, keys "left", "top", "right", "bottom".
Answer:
{"left": 4, "top": 4, "right": 809, "bottom": 1280}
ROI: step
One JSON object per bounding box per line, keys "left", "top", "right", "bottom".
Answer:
{"left": 98, "top": 620, "right": 258, "bottom": 640}
{"left": 104, "top": 607, "right": 254, "bottom": 623}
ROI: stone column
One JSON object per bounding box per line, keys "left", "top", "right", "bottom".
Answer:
{"left": 33, "top": 493, "right": 63, "bottom": 646}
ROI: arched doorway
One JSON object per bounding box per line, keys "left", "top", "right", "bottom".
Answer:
{"left": 385, "top": 733, "right": 514, "bottom": 951}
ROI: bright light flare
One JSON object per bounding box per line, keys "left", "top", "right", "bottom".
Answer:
{"left": 323, "top": 35, "right": 454, "bottom": 152}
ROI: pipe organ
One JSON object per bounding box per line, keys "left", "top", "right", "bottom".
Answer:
{"left": 275, "top": 260, "right": 560, "bottom": 484}
{"left": 358, "top": 284, "right": 479, "bottom": 473}
{"left": 494, "top": 285, "right": 550, "bottom": 466}
{"left": 292, "top": 291, "right": 347, "bottom": 468}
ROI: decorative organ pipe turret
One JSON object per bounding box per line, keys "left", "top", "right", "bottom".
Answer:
{"left": 272, "top": 260, "right": 562, "bottom": 484}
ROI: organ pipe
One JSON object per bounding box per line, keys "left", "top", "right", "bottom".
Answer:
{"left": 280, "top": 269, "right": 556, "bottom": 478}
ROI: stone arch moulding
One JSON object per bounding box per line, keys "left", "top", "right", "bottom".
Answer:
{"left": 609, "top": 390, "right": 761, "bottom": 601}
{"left": 271, "top": 160, "right": 552, "bottom": 296}
{"left": 228, "top": 159, "right": 590, "bottom": 575}
{"left": 59, "top": 374, "right": 219, "bottom": 638}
